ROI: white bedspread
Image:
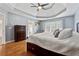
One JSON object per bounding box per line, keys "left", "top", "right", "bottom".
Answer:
{"left": 27, "top": 32, "right": 79, "bottom": 56}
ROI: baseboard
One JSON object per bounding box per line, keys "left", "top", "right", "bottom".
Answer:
{"left": 6, "top": 40, "right": 15, "bottom": 44}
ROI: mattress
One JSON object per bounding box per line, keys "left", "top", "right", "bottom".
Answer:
{"left": 27, "top": 32, "right": 79, "bottom": 56}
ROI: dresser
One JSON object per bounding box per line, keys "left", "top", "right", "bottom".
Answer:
{"left": 14, "top": 25, "right": 26, "bottom": 42}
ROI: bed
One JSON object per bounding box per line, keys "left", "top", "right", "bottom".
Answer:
{"left": 27, "top": 32, "right": 79, "bottom": 56}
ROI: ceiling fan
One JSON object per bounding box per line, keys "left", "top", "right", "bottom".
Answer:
{"left": 31, "top": 3, "right": 54, "bottom": 11}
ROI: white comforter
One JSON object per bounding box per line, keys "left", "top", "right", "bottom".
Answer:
{"left": 27, "top": 32, "right": 79, "bottom": 56}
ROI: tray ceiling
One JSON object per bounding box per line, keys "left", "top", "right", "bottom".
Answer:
{"left": 11, "top": 3, "right": 66, "bottom": 18}
{"left": 0, "top": 3, "right": 79, "bottom": 20}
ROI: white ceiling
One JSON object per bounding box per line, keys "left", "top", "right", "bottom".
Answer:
{"left": 0, "top": 3, "right": 79, "bottom": 20}
{"left": 12, "top": 3, "right": 66, "bottom": 18}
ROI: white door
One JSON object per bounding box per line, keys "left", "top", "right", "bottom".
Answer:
{"left": 0, "top": 15, "right": 4, "bottom": 45}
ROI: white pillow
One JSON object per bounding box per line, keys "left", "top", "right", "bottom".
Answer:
{"left": 58, "top": 28, "right": 72, "bottom": 39}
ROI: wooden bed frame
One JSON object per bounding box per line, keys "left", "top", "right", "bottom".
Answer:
{"left": 27, "top": 42, "right": 65, "bottom": 56}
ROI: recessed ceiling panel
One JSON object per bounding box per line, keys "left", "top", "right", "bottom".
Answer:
{"left": 11, "top": 3, "right": 66, "bottom": 18}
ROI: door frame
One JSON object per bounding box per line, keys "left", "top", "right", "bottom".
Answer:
{"left": 0, "top": 11, "right": 6, "bottom": 44}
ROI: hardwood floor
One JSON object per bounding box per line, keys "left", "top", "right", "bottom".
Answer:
{"left": 0, "top": 40, "right": 34, "bottom": 56}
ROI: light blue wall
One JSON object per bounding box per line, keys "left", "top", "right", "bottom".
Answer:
{"left": 6, "top": 12, "right": 28, "bottom": 41}
{"left": 63, "top": 16, "right": 75, "bottom": 30}
{"left": 40, "top": 16, "right": 75, "bottom": 32}
{"left": 6, "top": 12, "right": 39, "bottom": 42}
{"left": 6, "top": 12, "right": 75, "bottom": 42}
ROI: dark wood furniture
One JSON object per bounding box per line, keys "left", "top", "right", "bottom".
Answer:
{"left": 77, "top": 23, "right": 79, "bottom": 33}
{"left": 14, "top": 25, "right": 26, "bottom": 42}
{"left": 27, "top": 42, "right": 65, "bottom": 56}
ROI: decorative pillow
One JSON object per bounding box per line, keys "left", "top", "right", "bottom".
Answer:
{"left": 53, "top": 29, "right": 60, "bottom": 38}
{"left": 58, "top": 28, "right": 72, "bottom": 39}
{"left": 53, "top": 29, "right": 59, "bottom": 35}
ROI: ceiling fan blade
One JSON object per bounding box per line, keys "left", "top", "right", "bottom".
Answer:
{"left": 42, "top": 3, "right": 55, "bottom": 10}
{"left": 31, "top": 6, "right": 37, "bottom": 7}
{"left": 42, "top": 7, "right": 46, "bottom": 10}
{"left": 31, "top": 3, "right": 37, "bottom": 6}
{"left": 38, "top": 3, "right": 40, "bottom": 6}
{"left": 41, "top": 3, "right": 49, "bottom": 6}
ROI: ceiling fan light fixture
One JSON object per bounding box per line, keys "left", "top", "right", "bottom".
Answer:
{"left": 38, "top": 6, "right": 42, "bottom": 9}
{"left": 31, "top": 3, "right": 54, "bottom": 11}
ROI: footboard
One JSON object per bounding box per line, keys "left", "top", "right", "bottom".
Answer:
{"left": 27, "top": 42, "right": 65, "bottom": 56}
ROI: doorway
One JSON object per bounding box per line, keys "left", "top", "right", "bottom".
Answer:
{"left": 0, "top": 14, "right": 5, "bottom": 45}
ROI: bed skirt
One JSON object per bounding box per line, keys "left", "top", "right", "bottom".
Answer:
{"left": 27, "top": 42, "right": 65, "bottom": 56}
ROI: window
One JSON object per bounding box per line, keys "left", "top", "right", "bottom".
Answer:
{"left": 44, "top": 20, "right": 63, "bottom": 32}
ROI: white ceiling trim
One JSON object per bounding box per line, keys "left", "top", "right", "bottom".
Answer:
{"left": 12, "top": 3, "right": 67, "bottom": 18}
{"left": 0, "top": 3, "right": 78, "bottom": 20}
{"left": 14, "top": 7, "right": 67, "bottom": 18}
{"left": 36, "top": 8, "right": 66, "bottom": 18}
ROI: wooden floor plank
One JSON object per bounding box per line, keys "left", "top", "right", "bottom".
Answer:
{"left": 0, "top": 40, "right": 34, "bottom": 56}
